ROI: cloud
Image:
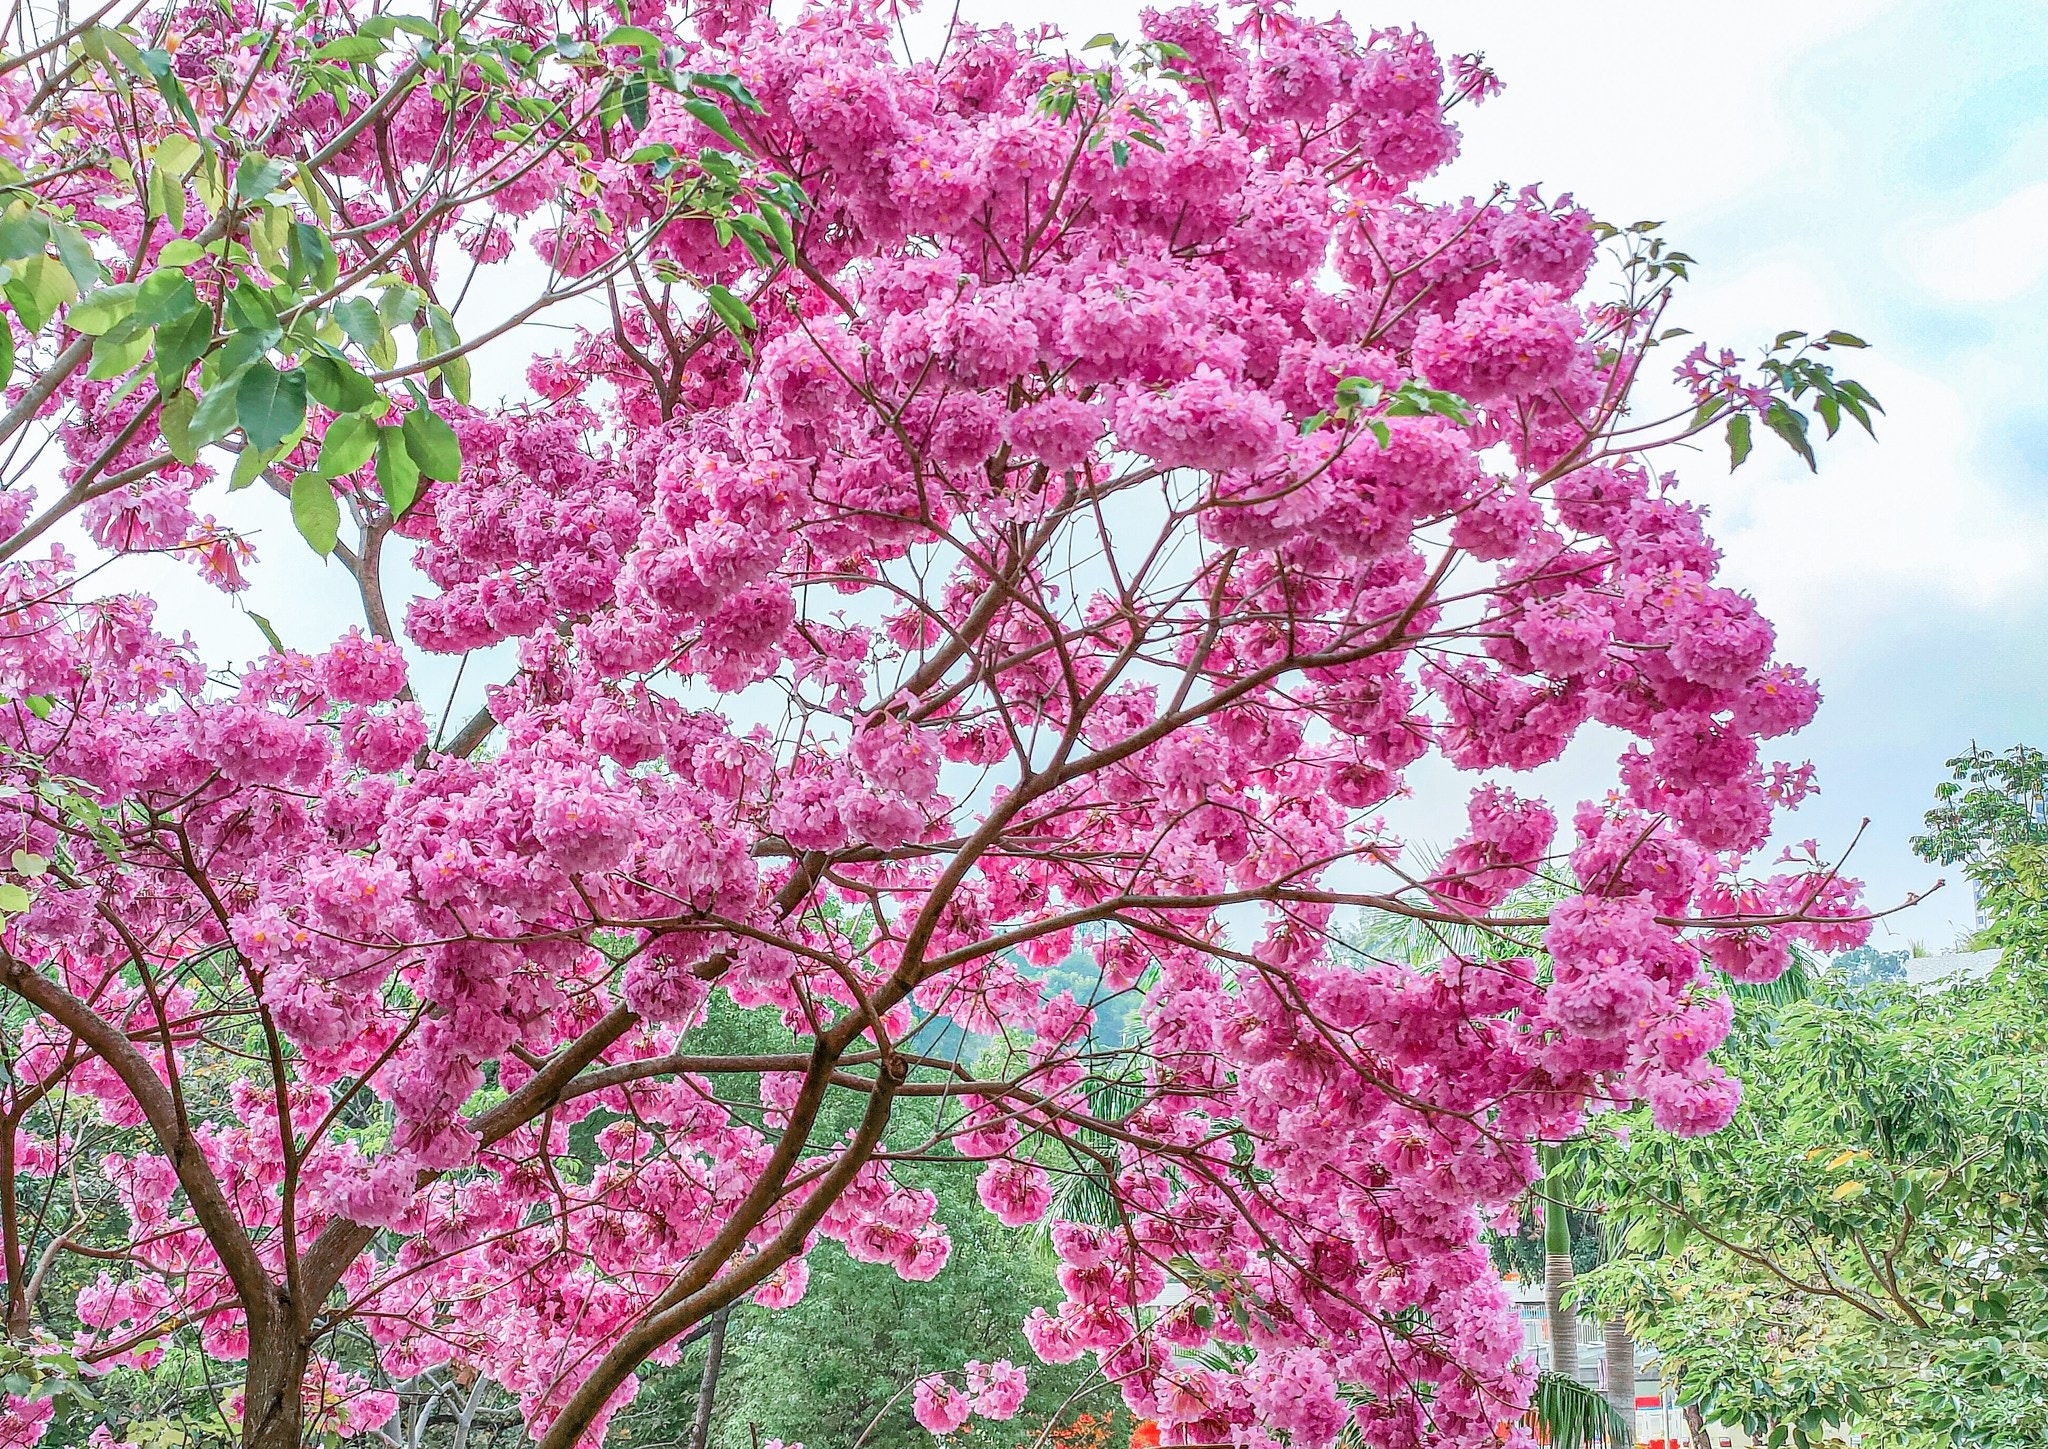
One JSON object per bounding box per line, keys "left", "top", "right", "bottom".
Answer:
{"left": 1898, "top": 180, "right": 2048, "bottom": 304}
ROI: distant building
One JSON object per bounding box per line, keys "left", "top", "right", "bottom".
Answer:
{"left": 1902, "top": 948, "right": 1998, "bottom": 988}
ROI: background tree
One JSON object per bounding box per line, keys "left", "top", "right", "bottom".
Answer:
{"left": 1571, "top": 955, "right": 2048, "bottom": 1448}
{"left": 1824, "top": 945, "right": 1909, "bottom": 987}
{"left": 1914, "top": 744, "right": 2048, "bottom": 957}
{"left": 610, "top": 996, "right": 1116, "bottom": 1449}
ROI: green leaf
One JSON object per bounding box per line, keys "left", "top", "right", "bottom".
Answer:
{"left": 1821, "top": 330, "right": 1868, "bottom": 348}
{"left": 156, "top": 238, "right": 207, "bottom": 267}
{"left": 188, "top": 366, "right": 249, "bottom": 447}
{"left": 0, "top": 319, "right": 12, "bottom": 390}
{"left": 6, "top": 253, "right": 78, "bottom": 332}
{"left": 230, "top": 441, "right": 271, "bottom": 491}
{"left": 87, "top": 327, "right": 151, "bottom": 380}
{"left": 723, "top": 213, "right": 775, "bottom": 268}
{"left": 0, "top": 883, "right": 31, "bottom": 913}
{"left": 757, "top": 201, "right": 797, "bottom": 263}
{"left": 224, "top": 281, "right": 282, "bottom": 344}
{"left": 234, "top": 153, "right": 290, "bottom": 201}
{"left": 440, "top": 349, "right": 472, "bottom": 408}
{"left": 622, "top": 73, "right": 650, "bottom": 129}
{"left": 145, "top": 164, "right": 187, "bottom": 229}
{"left": 315, "top": 411, "right": 377, "bottom": 476}
{"left": 152, "top": 133, "right": 203, "bottom": 179}
{"left": 1764, "top": 400, "right": 1817, "bottom": 471}
{"left": 600, "top": 23, "right": 662, "bottom": 55}
{"left": 310, "top": 34, "right": 385, "bottom": 62}
{"left": 287, "top": 222, "right": 338, "bottom": 291}
{"left": 302, "top": 353, "right": 379, "bottom": 413}
{"left": 376, "top": 424, "right": 420, "bottom": 517}
{"left": 376, "top": 282, "right": 420, "bottom": 335}
{"left": 688, "top": 71, "right": 764, "bottom": 112}
{"left": 246, "top": 611, "right": 285, "bottom": 652}
{"left": 133, "top": 268, "right": 197, "bottom": 328}
{"left": 1528, "top": 1371, "right": 1632, "bottom": 1449}
{"left": 48, "top": 224, "right": 99, "bottom": 290}
{"left": 159, "top": 388, "right": 199, "bottom": 464}
{"left": 421, "top": 305, "right": 469, "bottom": 404}
{"left": 67, "top": 282, "right": 139, "bottom": 336}
{"left": 399, "top": 404, "right": 460, "bottom": 482}
{"left": 290, "top": 471, "right": 341, "bottom": 555}
{"left": 705, "top": 283, "right": 756, "bottom": 352}
{"left": 10, "top": 850, "right": 47, "bottom": 876}
{"left": 680, "top": 96, "right": 748, "bottom": 152}
{"left": 235, "top": 361, "right": 307, "bottom": 453}
{"left": 0, "top": 212, "right": 51, "bottom": 262}
{"left": 331, "top": 296, "right": 383, "bottom": 352}
{"left": 153, "top": 304, "right": 213, "bottom": 388}
{"left": 1726, "top": 412, "right": 1752, "bottom": 470}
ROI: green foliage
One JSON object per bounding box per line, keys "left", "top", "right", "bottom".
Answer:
{"left": 622, "top": 1173, "right": 1113, "bottom": 1449}
{"left": 1487, "top": 1203, "right": 1604, "bottom": 1281}
{"left": 1827, "top": 946, "right": 1910, "bottom": 987}
{"left": 1569, "top": 956, "right": 2048, "bottom": 1449}
{"left": 1914, "top": 744, "right": 2048, "bottom": 957}
{"left": 0, "top": 3, "right": 797, "bottom": 560}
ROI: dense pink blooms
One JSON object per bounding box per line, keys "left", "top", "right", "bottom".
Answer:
{"left": 0, "top": 1, "right": 1876, "bottom": 1446}
{"left": 321, "top": 628, "right": 411, "bottom": 704}
{"left": 1413, "top": 277, "right": 1581, "bottom": 402}
{"left": 1115, "top": 367, "right": 1288, "bottom": 472}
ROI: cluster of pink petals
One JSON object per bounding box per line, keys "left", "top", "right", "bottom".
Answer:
{"left": 912, "top": 1360, "right": 1028, "bottom": 1435}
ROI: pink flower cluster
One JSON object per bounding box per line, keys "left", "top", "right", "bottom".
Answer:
{"left": 913, "top": 1360, "right": 1028, "bottom": 1434}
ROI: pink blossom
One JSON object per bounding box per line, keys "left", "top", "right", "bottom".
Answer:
{"left": 969, "top": 1359, "right": 1027, "bottom": 1419}
{"left": 912, "top": 1376, "right": 972, "bottom": 1435}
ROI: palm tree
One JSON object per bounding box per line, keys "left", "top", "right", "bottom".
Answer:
{"left": 1601, "top": 1316, "right": 1636, "bottom": 1444}
{"left": 1541, "top": 1146, "right": 1580, "bottom": 1385}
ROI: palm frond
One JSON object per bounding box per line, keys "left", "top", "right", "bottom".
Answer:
{"left": 1343, "top": 876, "right": 1572, "bottom": 970}
{"left": 1525, "top": 1370, "right": 1631, "bottom": 1448}
{"left": 1728, "top": 945, "right": 1818, "bottom": 1007}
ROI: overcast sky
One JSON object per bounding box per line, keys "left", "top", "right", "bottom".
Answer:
{"left": 146, "top": 0, "right": 2044, "bottom": 949}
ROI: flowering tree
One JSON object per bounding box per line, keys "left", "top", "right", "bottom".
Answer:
{"left": 0, "top": 1, "right": 1881, "bottom": 1447}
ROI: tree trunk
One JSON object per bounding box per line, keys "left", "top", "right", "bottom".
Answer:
{"left": 242, "top": 1332, "right": 308, "bottom": 1449}
{"left": 1684, "top": 1403, "right": 1711, "bottom": 1449}
{"left": 1544, "top": 1250, "right": 1578, "bottom": 1379}
{"left": 688, "top": 1304, "right": 731, "bottom": 1449}
{"left": 1602, "top": 1316, "right": 1635, "bottom": 1445}
{"left": 1542, "top": 1150, "right": 1579, "bottom": 1381}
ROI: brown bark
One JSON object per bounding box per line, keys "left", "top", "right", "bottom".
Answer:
{"left": 1685, "top": 1403, "right": 1712, "bottom": 1449}
{"left": 688, "top": 1306, "right": 731, "bottom": 1449}
{"left": 1602, "top": 1316, "right": 1635, "bottom": 1444}
{"left": 241, "top": 1327, "right": 309, "bottom": 1449}
{"left": 1544, "top": 1252, "right": 1579, "bottom": 1380}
